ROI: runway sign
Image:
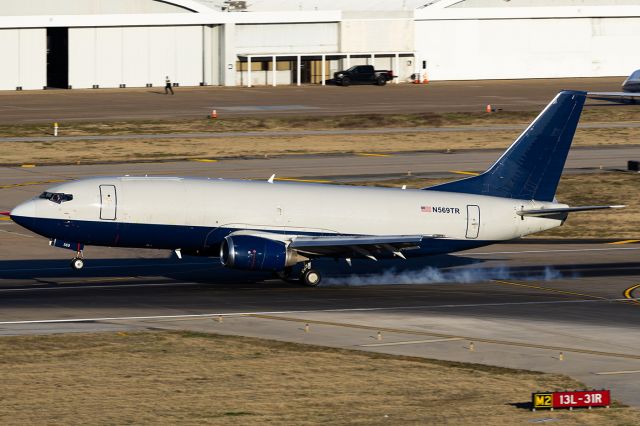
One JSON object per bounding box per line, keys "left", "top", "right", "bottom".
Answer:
{"left": 532, "top": 390, "right": 610, "bottom": 410}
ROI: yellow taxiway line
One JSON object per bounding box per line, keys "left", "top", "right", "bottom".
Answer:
{"left": 623, "top": 284, "right": 640, "bottom": 305}
{"left": 449, "top": 170, "right": 480, "bottom": 176}
{"left": 0, "top": 179, "right": 68, "bottom": 189}
{"left": 190, "top": 158, "right": 218, "bottom": 163}
{"left": 491, "top": 280, "right": 608, "bottom": 300}
{"left": 355, "top": 153, "right": 392, "bottom": 157}
{"left": 608, "top": 239, "right": 640, "bottom": 245}
{"left": 274, "top": 177, "right": 332, "bottom": 184}
{"left": 495, "top": 279, "right": 640, "bottom": 307}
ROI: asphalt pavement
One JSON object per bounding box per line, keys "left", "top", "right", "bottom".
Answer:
{"left": 0, "top": 76, "right": 626, "bottom": 123}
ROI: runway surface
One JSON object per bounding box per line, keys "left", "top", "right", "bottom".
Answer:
{"left": 0, "top": 76, "right": 625, "bottom": 123}
{"left": 1, "top": 233, "right": 639, "bottom": 405}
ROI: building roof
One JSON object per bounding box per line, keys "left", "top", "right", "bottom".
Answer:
{"left": 195, "top": 0, "right": 436, "bottom": 12}
{"left": 1, "top": 0, "right": 214, "bottom": 15}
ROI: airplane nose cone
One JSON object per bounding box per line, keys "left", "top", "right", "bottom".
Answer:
{"left": 9, "top": 200, "right": 36, "bottom": 228}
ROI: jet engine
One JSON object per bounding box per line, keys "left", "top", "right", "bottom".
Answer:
{"left": 220, "top": 235, "right": 306, "bottom": 271}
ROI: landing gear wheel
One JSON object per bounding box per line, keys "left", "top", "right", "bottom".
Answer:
{"left": 301, "top": 269, "right": 321, "bottom": 287}
{"left": 70, "top": 257, "right": 84, "bottom": 270}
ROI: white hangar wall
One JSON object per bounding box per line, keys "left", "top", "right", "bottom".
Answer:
{"left": 1, "top": 0, "right": 192, "bottom": 15}
{"left": 416, "top": 17, "right": 640, "bottom": 80}
{"left": 415, "top": 3, "right": 640, "bottom": 81}
{"left": 235, "top": 23, "right": 339, "bottom": 54}
{"left": 0, "top": 29, "right": 46, "bottom": 90}
{"left": 69, "top": 26, "right": 206, "bottom": 89}
{"left": 340, "top": 12, "right": 414, "bottom": 53}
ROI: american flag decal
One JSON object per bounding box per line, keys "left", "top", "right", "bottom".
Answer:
{"left": 421, "top": 206, "right": 432, "bottom": 213}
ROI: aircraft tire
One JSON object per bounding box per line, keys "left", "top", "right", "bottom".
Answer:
{"left": 71, "top": 258, "right": 84, "bottom": 270}
{"left": 301, "top": 269, "right": 322, "bottom": 287}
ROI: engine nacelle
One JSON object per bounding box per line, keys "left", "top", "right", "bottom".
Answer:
{"left": 220, "top": 235, "right": 304, "bottom": 271}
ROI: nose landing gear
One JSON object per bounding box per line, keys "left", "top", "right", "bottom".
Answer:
{"left": 70, "top": 250, "right": 84, "bottom": 270}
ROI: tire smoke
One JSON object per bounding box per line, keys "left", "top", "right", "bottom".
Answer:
{"left": 324, "top": 265, "right": 563, "bottom": 286}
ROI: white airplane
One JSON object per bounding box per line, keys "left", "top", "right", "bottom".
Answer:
{"left": 8, "top": 90, "right": 624, "bottom": 286}
{"left": 588, "top": 69, "right": 640, "bottom": 104}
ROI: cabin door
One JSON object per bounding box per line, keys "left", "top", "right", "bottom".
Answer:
{"left": 466, "top": 205, "right": 480, "bottom": 239}
{"left": 99, "top": 185, "right": 117, "bottom": 220}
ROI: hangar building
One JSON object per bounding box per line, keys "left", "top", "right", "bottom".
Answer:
{"left": 0, "top": 0, "right": 638, "bottom": 91}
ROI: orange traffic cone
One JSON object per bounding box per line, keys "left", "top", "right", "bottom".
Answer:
{"left": 210, "top": 109, "right": 218, "bottom": 119}
{"left": 486, "top": 104, "right": 492, "bottom": 113}
{"left": 422, "top": 73, "right": 429, "bottom": 84}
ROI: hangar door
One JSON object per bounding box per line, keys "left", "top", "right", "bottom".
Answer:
{"left": 0, "top": 28, "right": 46, "bottom": 91}
{"left": 69, "top": 26, "right": 204, "bottom": 89}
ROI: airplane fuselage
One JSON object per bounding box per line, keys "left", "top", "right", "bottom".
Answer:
{"left": 11, "top": 176, "right": 564, "bottom": 258}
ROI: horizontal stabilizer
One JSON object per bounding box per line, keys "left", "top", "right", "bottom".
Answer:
{"left": 517, "top": 205, "right": 625, "bottom": 217}
{"left": 588, "top": 92, "right": 640, "bottom": 104}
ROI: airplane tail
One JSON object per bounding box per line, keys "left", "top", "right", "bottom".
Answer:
{"left": 427, "top": 90, "right": 587, "bottom": 202}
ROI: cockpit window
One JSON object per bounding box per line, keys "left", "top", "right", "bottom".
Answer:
{"left": 39, "top": 192, "right": 73, "bottom": 204}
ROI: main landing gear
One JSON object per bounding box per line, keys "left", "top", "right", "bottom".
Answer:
{"left": 276, "top": 263, "right": 322, "bottom": 287}
{"left": 300, "top": 262, "right": 321, "bottom": 287}
{"left": 70, "top": 250, "right": 84, "bottom": 270}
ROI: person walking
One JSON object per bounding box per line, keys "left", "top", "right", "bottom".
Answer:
{"left": 164, "top": 76, "right": 174, "bottom": 95}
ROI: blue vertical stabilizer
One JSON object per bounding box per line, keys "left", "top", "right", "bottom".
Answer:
{"left": 427, "top": 91, "right": 587, "bottom": 201}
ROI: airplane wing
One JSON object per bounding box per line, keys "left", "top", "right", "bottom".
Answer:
{"left": 587, "top": 92, "right": 640, "bottom": 104}
{"left": 225, "top": 230, "right": 443, "bottom": 260}
{"left": 517, "top": 205, "right": 625, "bottom": 218}
{"left": 289, "top": 234, "right": 443, "bottom": 259}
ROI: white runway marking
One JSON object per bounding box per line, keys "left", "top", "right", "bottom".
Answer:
{"left": 594, "top": 370, "right": 640, "bottom": 375}
{"left": 360, "top": 338, "right": 463, "bottom": 347}
{"left": 468, "top": 247, "right": 640, "bottom": 255}
{"left": 0, "top": 297, "right": 633, "bottom": 325}
{"left": 0, "top": 261, "right": 212, "bottom": 273}
{"left": 0, "top": 229, "right": 35, "bottom": 238}
{"left": 0, "top": 282, "right": 200, "bottom": 292}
